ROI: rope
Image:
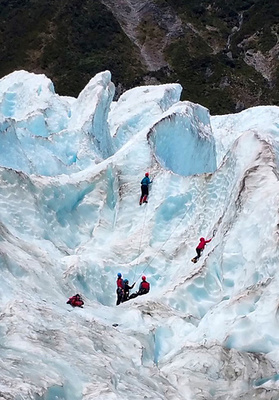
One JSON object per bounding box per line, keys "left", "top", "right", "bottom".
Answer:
{"left": 133, "top": 201, "right": 148, "bottom": 282}
{"left": 138, "top": 216, "right": 217, "bottom": 280}
{"left": 136, "top": 210, "right": 189, "bottom": 281}
{"left": 132, "top": 172, "right": 217, "bottom": 282}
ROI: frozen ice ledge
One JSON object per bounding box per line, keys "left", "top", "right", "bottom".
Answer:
{"left": 0, "top": 70, "right": 216, "bottom": 177}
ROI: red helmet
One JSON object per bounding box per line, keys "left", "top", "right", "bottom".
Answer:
{"left": 200, "top": 237, "right": 204, "bottom": 241}
{"left": 145, "top": 172, "right": 149, "bottom": 177}
{"left": 142, "top": 276, "right": 146, "bottom": 281}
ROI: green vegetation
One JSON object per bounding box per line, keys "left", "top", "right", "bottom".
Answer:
{"left": 0, "top": 0, "right": 278, "bottom": 113}
{"left": 164, "top": 42, "right": 267, "bottom": 113}
{"left": 0, "top": 0, "right": 146, "bottom": 96}
{"left": 152, "top": 0, "right": 279, "bottom": 113}
{"left": 137, "top": 17, "right": 166, "bottom": 46}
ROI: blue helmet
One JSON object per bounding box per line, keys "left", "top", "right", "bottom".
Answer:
{"left": 124, "top": 279, "right": 128, "bottom": 283}
{"left": 117, "top": 273, "right": 122, "bottom": 278}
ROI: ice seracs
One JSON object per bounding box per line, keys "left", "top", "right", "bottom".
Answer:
{"left": 148, "top": 101, "right": 217, "bottom": 176}
{"left": 0, "top": 70, "right": 279, "bottom": 399}
{"left": 109, "top": 83, "right": 182, "bottom": 149}
{"left": 68, "top": 70, "right": 115, "bottom": 159}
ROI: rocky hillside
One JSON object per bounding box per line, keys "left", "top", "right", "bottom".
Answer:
{"left": 0, "top": 0, "right": 278, "bottom": 114}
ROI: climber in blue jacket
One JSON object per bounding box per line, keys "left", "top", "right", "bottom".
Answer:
{"left": 139, "top": 172, "right": 152, "bottom": 205}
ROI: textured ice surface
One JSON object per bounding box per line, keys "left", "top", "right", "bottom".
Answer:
{"left": 0, "top": 71, "right": 279, "bottom": 399}
{"left": 148, "top": 101, "right": 216, "bottom": 176}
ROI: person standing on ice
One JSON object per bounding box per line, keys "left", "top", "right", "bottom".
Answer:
{"left": 191, "top": 237, "right": 212, "bottom": 263}
{"left": 116, "top": 273, "right": 124, "bottom": 305}
{"left": 122, "top": 279, "right": 135, "bottom": 302}
{"left": 139, "top": 172, "right": 152, "bottom": 205}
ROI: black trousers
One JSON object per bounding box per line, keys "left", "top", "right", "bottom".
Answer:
{"left": 122, "top": 291, "right": 129, "bottom": 302}
{"left": 196, "top": 248, "right": 203, "bottom": 258}
{"left": 129, "top": 289, "right": 149, "bottom": 299}
{"left": 141, "top": 185, "right": 149, "bottom": 197}
{"left": 116, "top": 288, "right": 123, "bottom": 305}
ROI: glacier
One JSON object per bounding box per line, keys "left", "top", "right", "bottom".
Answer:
{"left": 0, "top": 70, "right": 279, "bottom": 399}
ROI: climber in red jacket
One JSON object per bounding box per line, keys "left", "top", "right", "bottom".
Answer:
{"left": 67, "top": 294, "right": 84, "bottom": 307}
{"left": 191, "top": 237, "right": 212, "bottom": 263}
{"left": 129, "top": 276, "right": 150, "bottom": 299}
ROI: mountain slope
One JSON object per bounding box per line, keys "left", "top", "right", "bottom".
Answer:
{"left": 0, "top": 1, "right": 278, "bottom": 114}
{"left": 0, "top": 0, "right": 145, "bottom": 97}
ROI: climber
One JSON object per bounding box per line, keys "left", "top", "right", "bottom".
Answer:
{"left": 139, "top": 172, "right": 152, "bottom": 205}
{"left": 116, "top": 272, "right": 124, "bottom": 306}
{"left": 67, "top": 294, "right": 84, "bottom": 308}
{"left": 191, "top": 237, "right": 212, "bottom": 263}
{"left": 122, "top": 279, "right": 135, "bottom": 302}
{"left": 129, "top": 276, "right": 150, "bottom": 299}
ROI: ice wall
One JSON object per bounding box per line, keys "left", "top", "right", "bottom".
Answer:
{"left": 68, "top": 71, "right": 115, "bottom": 159}
{"left": 149, "top": 102, "right": 217, "bottom": 176}
{"left": 211, "top": 105, "right": 279, "bottom": 166}
{"left": 0, "top": 70, "right": 279, "bottom": 400}
{"left": 0, "top": 71, "right": 115, "bottom": 175}
{"left": 109, "top": 83, "right": 182, "bottom": 150}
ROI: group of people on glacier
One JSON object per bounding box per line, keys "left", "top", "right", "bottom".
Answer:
{"left": 66, "top": 172, "right": 212, "bottom": 307}
{"left": 116, "top": 273, "right": 150, "bottom": 305}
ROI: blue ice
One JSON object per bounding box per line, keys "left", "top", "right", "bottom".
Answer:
{"left": 0, "top": 70, "right": 278, "bottom": 400}
{"left": 1, "top": 91, "right": 17, "bottom": 117}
